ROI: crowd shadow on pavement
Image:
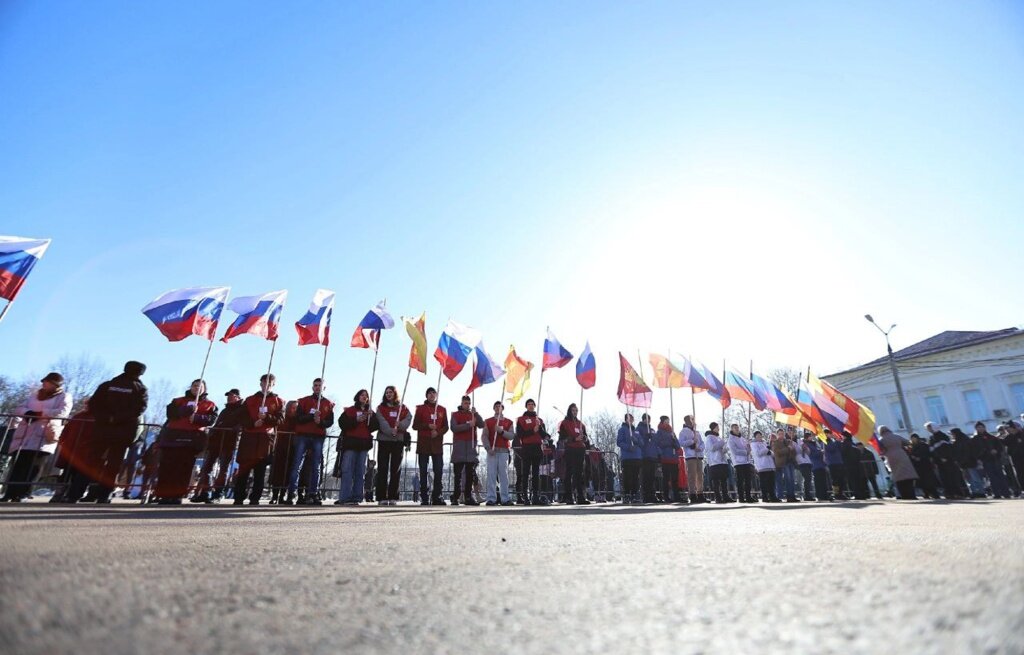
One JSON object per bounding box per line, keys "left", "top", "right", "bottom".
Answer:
{"left": 0, "top": 497, "right": 995, "bottom": 523}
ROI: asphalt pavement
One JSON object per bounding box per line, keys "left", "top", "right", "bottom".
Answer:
{"left": 0, "top": 499, "right": 1021, "bottom": 655}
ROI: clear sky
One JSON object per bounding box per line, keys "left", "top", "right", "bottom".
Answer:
{"left": 2, "top": 1, "right": 1022, "bottom": 421}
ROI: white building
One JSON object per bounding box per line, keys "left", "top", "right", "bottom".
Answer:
{"left": 823, "top": 328, "right": 1024, "bottom": 436}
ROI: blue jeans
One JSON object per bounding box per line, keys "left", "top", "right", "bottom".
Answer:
{"left": 964, "top": 466, "right": 986, "bottom": 495}
{"left": 288, "top": 435, "right": 324, "bottom": 495}
{"left": 776, "top": 463, "right": 796, "bottom": 499}
{"left": 340, "top": 449, "right": 367, "bottom": 502}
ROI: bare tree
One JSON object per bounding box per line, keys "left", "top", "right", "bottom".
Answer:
{"left": 48, "top": 354, "right": 114, "bottom": 414}
{"left": 584, "top": 409, "right": 619, "bottom": 454}
{"left": 0, "top": 375, "right": 35, "bottom": 416}
{"left": 145, "top": 378, "right": 176, "bottom": 428}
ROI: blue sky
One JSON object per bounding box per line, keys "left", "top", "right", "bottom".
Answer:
{"left": 2, "top": 1, "right": 1022, "bottom": 421}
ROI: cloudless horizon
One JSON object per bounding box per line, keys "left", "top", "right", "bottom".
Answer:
{"left": 2, "top": 1, "right": 1022, "bottom": 421}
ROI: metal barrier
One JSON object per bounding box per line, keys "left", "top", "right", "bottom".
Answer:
{"left": 0, "top": 414, "right": 621, "bottom": 505}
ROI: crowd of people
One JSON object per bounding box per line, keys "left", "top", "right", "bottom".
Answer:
{"left": 2, "top": 360, "right": 1023, "bottom": 506}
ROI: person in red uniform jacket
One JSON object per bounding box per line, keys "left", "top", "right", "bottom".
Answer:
{"left": 155, "top": 380, "right": 219, "bottom": 504}
{"left": 286, "top": 378, "right": 335, "bottom": 506}
{"left": 515, "top": 399, "right": 547, "bottom": 505}
{"left": 336, "top": 389, "right": 376, "bottom": 505}
{"left": 558, "top": 403, "right": 590, "bottom": 505}
{"left": 269, "top": 400, "right": 298, "bottom": 504}
{"left": 50, "top": 404, "right": 94, "bottom": 503}
{"left": 233, "top": 374, "right": 284, "bottom": 505}
{"left": 450, "top": 395, "right": 483, "bottom": 506}
{"left": 413, "top": 387, "right": 449, "bottom": 505}
{"left": 374, "top": 385, "right": 412, "bottom": 506}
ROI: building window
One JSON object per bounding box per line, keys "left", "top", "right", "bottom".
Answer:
{"left": 1010, "top": 383, "right": 1024, "bottom": 414}
{"left": 889, "top": 401, "right": 906, "bottom": 430}
{"left": 924, "top": 395, "right": 949, "bottom": 425}
{"left": 962, "top": 390, "right": 989, "bottom": 421}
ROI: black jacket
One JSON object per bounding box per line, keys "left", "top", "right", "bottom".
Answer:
{"left": 89, "top": 373, "right": 148, "bottom": 437}
{"left": 214, "top": 401, "right": 249, "bottom": 432}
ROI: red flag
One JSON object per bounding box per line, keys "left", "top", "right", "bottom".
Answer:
{"left": 617, "top": 352, "right": 652, "bottom": 408}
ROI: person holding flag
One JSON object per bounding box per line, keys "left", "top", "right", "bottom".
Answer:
{"left": 655, "top": 416, "right": 682, "bottom": 503}
{"left": 374, "top": 385, "right": 412, "bottom": 506}
{"left": 616, "top": 414, "right": 642, "bottom": 504}
{"left": 678, "top": 415, "right": 705, "bottom": 504}
{"left": 515, "top": 399, "right": 547, "bottom": 505}
{"left": 558, "top": 404, "right": 589, "bottom": 505}
{"left": 450, "top": 395, "right": 483, "bottom": 506}
{"left": 153, "top": 379, "right": 219, "bottom": 504}
{"left": 705, "top": 422, "right": 731, "bottom": 504}
{"left": 727, "top": 423, "right": 755, "bottom": 503}
{"left": 413, "top": 388, "right": 449, "bottom": 506}
{"left": 234, "top": 374, "right": 285, "bottom": 505}
{"left": 285, "top": 377, "right": 335, "bottom": 506}
{"left": 750, "top": 431, "right": 780, "bottom": 502}
{"left": 639, "top": 414, "right": 660, "bottom": 503}
{"left": 482, "top": 401, "right": 515, "bottom": 506}
{"left": 337, "top": 389, "right": 377, "bottom": 505}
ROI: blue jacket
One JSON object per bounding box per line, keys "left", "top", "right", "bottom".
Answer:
{"left": 639, "top": 422, "right": 660, "bottom": 460}
{"left": 806, "top": 440, "right": 827, "bottom": 471}
{"left": 824, "top": 440, "right": 844, "bottom": 466}
{"left": 654, "top": 427, "right": 681, "bottom": 462}
{"left": 617, "top": 423, "right": 643, "bottom": 461}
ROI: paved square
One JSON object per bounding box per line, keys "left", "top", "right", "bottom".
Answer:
{"left": 0, "top": 500, "right": 1021, "bottom": 654}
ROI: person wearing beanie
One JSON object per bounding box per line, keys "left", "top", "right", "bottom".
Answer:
{"left": 67, "top": 361, "right": 147, "bottom": 503}
{"left": 750, "top": 431, "right": 779, "bottom": 502}
{"left": 412, "top": 387, "right": 448, "bottom": 505}
{"left": 153, "top": 379, "right": 219, "bottom": 504}
{"left": 705, "top": 422, "right": 731, "bottom": 503}
{"left": 2, "top": 372, "right": 73, "bottom": 502}
{"left": 191, "top": 388, "right": 248, "bottom": 503}
{"left": 678, "top": 415, "right": 705, "bottom": 504}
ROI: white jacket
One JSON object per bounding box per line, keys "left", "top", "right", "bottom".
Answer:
{"left": 727, "top": 435, "right": 751, "bottom": 465}
{"left": 705, "top": 433, "right": 728, "bottom": 466}
{"left": 794, "top": 440, "right": 811, "bottom": 465}
{"left": 750, "top": 440, "right": 775, "bottom": 472}
{"left": 9, "top": 388, "right": 73, "bottom": 454}
{"left": 679, "top": 427, "right": 705, "bottom": 458}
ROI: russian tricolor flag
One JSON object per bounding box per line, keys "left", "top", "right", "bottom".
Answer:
{"left": 0, "top": 236, "right": 52, "bottom": 302}
{"left": 542, "top": 329, "right": 573, "bottom": 370}
{"left": 434, "top": 319, "right": 481, "bottom": 381}
{"left": 575, "top": 341, "right": 596, "bottom": 389}
{"left": 221, "top": 290, "right": 288, "bottom": 342}
{"left": 694, "top": 361, "right": 731, "bottom": 409}
{"left": 295, "top": 289, "right": 335, "bottom": 346}
{"left": 142, "top": 286, "right": 231, "bottom": 342}
{"left": 751, "top": 372, "right": 797, "bottom": 414}
{"left": 351, "top": 300, "right": 394, "bottom": 350}
{"left": 679, "top": 356, "right": 710, "bottom": 390}
{"left": 466, "top": 342, "right": 506, "bottom": 394}
{"left": 724, "top": 369, "right": 767, "bottom": 411}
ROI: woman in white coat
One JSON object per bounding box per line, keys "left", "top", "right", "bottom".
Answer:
{"left": 2, "top": 372, "right": 73, "bottom": 502}
{"left": 750, "top": 431, "right": 780, "bottom": 502}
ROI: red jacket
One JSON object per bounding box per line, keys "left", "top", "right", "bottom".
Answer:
{"left": 294, "top": 394, "right": 336, "bottom": 436}
{"left": 413, "top": 402, "right": 448, "bottom": 455}
{"left": 237, "top": 392, "right": 284, "bottom": 462}
{"left": 516, "top": 413, "right": 545, "bottom": 446}
{"left": 484, "top": 416, "right": 514, "bottom": 450}
{"left": 339, "top": 404, "right": 376, "bottom": 451}
{"left": 165, "top": 394, "right": 219, "bottom": 433}
{"left": 450, "top": 409, "right": 480, "bottom": 443}
{"left": 560, "top": 418, "right": 587, "bottom": 449}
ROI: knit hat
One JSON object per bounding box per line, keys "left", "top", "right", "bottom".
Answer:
{"left": 41, "top": 372, "right": 64, "bottom": 386}
{"left": 124, "top": 361, "right": 147, "bottom": 377}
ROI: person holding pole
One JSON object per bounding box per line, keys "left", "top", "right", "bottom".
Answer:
{"left": 750, "top": 431, "right": 779, "bottom": 502}
{"left": 558, "top": 403, "right": 589, "bottom": 505}
{"left": 482, "top": 401, "right": 514, "bottom": 506}
{"left": 284, "top": 378, "right": 335, "bottom": 506}
{"left": 449, "top": 395, "right": 482, "bottom": 506}
{"left": 374, "top": 384, "right": 411, "bottom": 506}
{"left": 616, "top": 413, "right": 642, "bottom": 504}
{"left": 233, "top": 374, "right": 284, "bottom": 505}
{"left": 638, "top": 413, "right": 659, "bottom": 503}
{"left": 515, "top": 399, "right": 547, "bottom": 505}
{"left": 336, "top": 389, "right": 376, "bottom": 505}
{"left": 413, "top": 387, "right": 449, "bottom": 506}
{"left": 153, "top": 379, "right": 218, "bottom": 504}
{"left": 727, "top": 423, "right": 755, "bottom": 503}
{"left": 191, "top": 388, "right": 247, "bottom": 503}
{"left": 705, "top": 422, "right": 731, "bottom": 503}
{"left": 270, "top": 400, "right": 298, "bottom": 504}
{"left": 678, "top": 415, "right": 705, "bottom": 504}
{"left": 655, "top": 416, "right": 681, "bottom": 503}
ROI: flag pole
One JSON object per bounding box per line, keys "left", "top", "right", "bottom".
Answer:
{"left": 688, "top": 353, "right": 697, "bottom": 426}
{"left": 0, "top": 299, "right": 15, "bottom": 325}
{"left": 746, "top": 359, "right": 754, "bottom": 437}
{"left": 721, "top": 358, "right": 726, "bottom": 433}
{"left": 636, "top": 349, "right": 646, "bottom": 418}
{"left": 197, "top": 333, "right": 217, "bottom": 391}
{"left": 261, "top": 338, "right": 278, "bottom": 410}
{"left": 667, "top": 347, "right": 675, "bottom": 428}
{"left": 536, "top": 326, "right": 548, "bottom": 416}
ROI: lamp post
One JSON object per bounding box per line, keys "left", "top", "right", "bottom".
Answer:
{"left": 865, "top": 314, "right": 913, "bottom": 434}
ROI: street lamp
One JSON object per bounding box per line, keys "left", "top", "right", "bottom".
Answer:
{"left": 865, "top": 314, "right": 913, "bottom": 434}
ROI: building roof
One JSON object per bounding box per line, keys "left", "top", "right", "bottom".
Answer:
{"left": 826, "top": 327, "right": 1023, "bottom": 378}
